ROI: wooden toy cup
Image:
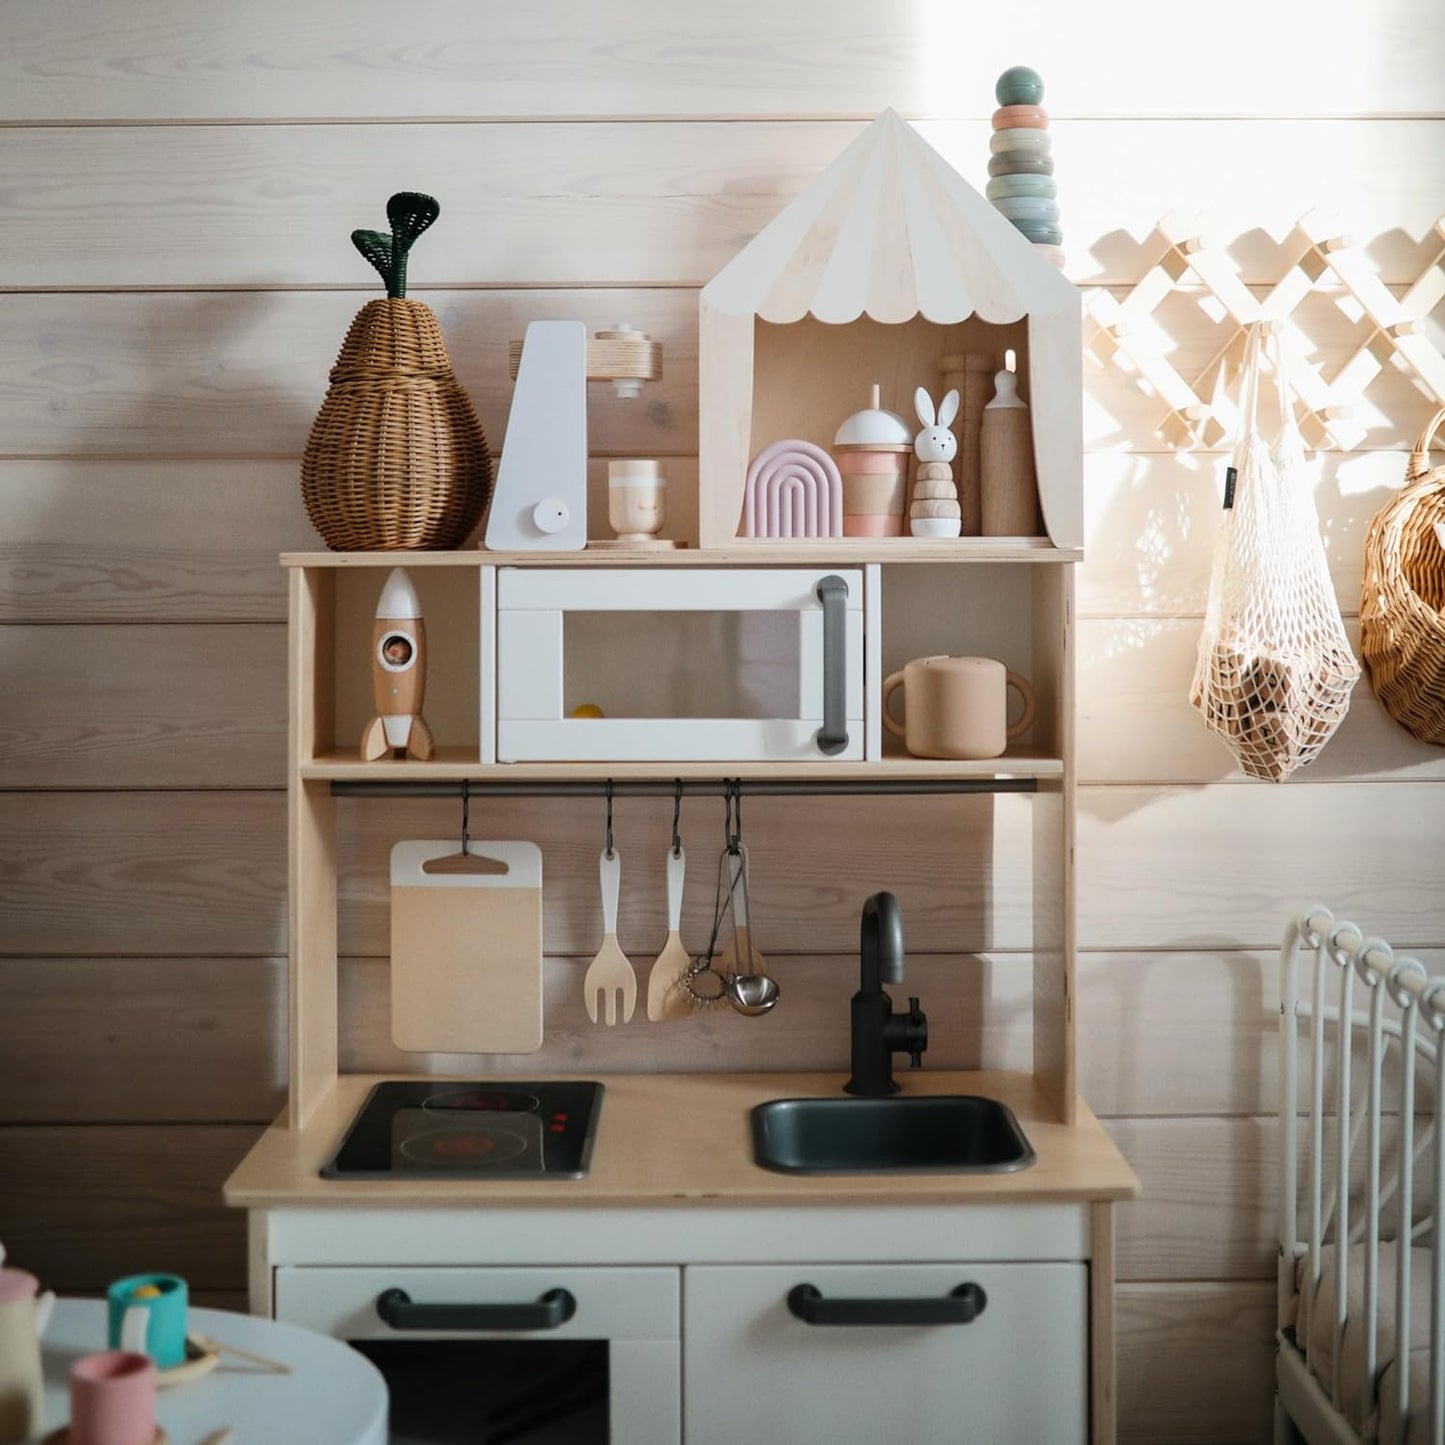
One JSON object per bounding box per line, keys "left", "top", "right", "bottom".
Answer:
{"left": 68, "top": 1351, "right": 156, "bottom": 1445}
{"left": 106, "top": 1275, "right": 186, "bottom": 1370}
{"left": 882, "top": 656, "right": 1035, "bottom": 759}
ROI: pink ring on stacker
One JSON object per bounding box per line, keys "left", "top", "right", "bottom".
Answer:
{"left": 992, "top": 105, "right": 1048, "bottom": 130}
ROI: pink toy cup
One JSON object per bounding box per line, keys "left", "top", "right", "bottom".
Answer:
{"left": 69, "top": 1351, "right": 156, "bottom": 1445}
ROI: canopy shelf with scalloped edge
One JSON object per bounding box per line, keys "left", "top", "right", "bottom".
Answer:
{"left": 698, "top": 110, "right": 1082, "bottom": 550}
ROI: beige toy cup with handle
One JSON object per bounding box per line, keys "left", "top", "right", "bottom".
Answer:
{"left": 882, "top": 656, "right": 1035, "bottom": 759}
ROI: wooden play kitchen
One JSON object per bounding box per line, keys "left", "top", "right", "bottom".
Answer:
{"left": 228, "top": 107, "right": 1135, "bottom": 1445}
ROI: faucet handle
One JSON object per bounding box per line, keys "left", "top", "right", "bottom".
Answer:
{"left": 906, "top": 997, "right": 927, "bottom": 1068}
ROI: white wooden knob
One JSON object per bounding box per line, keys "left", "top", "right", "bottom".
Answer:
{"left": 532, "top": 500, "right": 570, "bottom": 534}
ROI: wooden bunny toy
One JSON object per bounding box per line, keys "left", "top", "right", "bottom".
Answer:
{"left": 909, "top": 387, "right": 962, "bottom": 538}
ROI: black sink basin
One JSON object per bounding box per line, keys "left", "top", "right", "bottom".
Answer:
{"left": 750, "top": 1094, "right": 1035, "bottom": 1175}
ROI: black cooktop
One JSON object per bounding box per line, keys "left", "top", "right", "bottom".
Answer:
{"left": 321, "top": 1081, "right": 605, "bottom": 1180}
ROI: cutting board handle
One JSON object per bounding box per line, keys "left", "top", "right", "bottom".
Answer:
{"left": 422, "top": 851, "right": 511, "bottom": 877}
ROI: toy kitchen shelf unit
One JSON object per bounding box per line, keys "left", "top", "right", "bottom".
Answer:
{"left": 283, "top": 111, "right": 1087, "bottom": 1133}
{"left": 283, "top": 543, "right": 1079, "bottom": 1137}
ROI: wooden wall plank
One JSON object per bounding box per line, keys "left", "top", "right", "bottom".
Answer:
{"left": 0, "top": 289, "right": 695, "bottom": 460}
{"left": 1077, "top": 618, "right": 1445, "bottom": 786}
{"left": 0, "top": 461, "right": 311, "bottom": 623}
{"left": 1076, "top": 782, "right": 1445, "bottom": 951}
{"left": 0, "top": 623, "right": 286, "bottom": 788}
{"left": 1109, "top": 1118, "right": 1275, "bottom": 1282}
{"left": 0, "top": 1124, "right": 257, "bottom": 1291}
{"left": 0, "top": 958, "right": 285, "bottom": 1123}
{"left": 4, "top": 120, "right": 1441, "bottom": 287}
{"left": 333, "top": 793, "right": 1037, "bottom": 958}
{"left": 2, "top": 2, "right": 1439, "bottom": 121}
{"left": 8, "top": 784, "right": 1437, "bottom": 961}
{"left": 1078, "top": 949, "right": 1445, "bottom": 1118}
{"left": 13, "top": 946, "right": 1440, "bottom": 1126}
{"left": 1079, "top": 450, "right": 1413, "bottom": 619}
{"left": 1, "top": 285, "right": 1435, "bottom": 460}
{"left": 0, "top": 459, "right": 699, "bottom": 622}
{"left": 0, "top": 792, "right": 286, "bottom": 955}
{"left": 338, "top": 952, "right": 1034, "bottom": 1080}
{"left": 0, "top": 952, "right": 1029, "bottom": 1124}
{"left": 1116, "top": 1282, "right": 1275, "bottom": 1444}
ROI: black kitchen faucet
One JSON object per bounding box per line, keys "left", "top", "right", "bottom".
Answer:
{"left": 844, "top": 891, "right": 928, "bottom": 1097}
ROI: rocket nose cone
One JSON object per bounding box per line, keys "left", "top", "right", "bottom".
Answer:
{"left": 376, "top": 567, "right": 423, "bottom": 620}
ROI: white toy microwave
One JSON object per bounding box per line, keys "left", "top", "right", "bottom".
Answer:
{"left": 495, "top": 568, "right": 865, "bottom": 762}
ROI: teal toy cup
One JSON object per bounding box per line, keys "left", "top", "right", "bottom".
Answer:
{"left": 106, "top": 1274, "right": 188, "bottom": 1370}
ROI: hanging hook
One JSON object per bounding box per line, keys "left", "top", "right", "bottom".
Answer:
{"left": 460, "top": 778, "right": 471, "bottom": 857}
{"left": 725, "top": 779, "right": 741, "bottom": 855}
{"left": 604, "top": 780, "right": 615, "bottom": 860}
{"left": 671, "top": 780, "right": 683, "bottom": 858}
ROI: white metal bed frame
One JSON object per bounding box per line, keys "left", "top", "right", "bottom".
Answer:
{"left": 1278, "top": 906, "right": 1445, "bottom": 1445}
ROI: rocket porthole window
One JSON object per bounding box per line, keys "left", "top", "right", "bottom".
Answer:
{"left": 378, "top": 632, "right": 416, "bottom": 671}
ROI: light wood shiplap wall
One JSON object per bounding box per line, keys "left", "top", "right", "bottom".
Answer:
{"left": 2, "top": 4, "right": 1442, "bottom": 1438}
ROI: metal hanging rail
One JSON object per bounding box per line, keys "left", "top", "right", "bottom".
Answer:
{"left": 329, "top": 777, "right": 1039, "bottom": 800}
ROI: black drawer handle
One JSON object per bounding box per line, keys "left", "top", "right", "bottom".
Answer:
{"left": 376, "top": 1286, "right": 577, "bottom": 1332}
{"left": 787, "top": 1282, "right": 987, "bottom": 1327}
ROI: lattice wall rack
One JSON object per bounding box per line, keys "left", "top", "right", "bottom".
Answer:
{"left": 1083, "top": 212, "right": 1445, "bottom": 450}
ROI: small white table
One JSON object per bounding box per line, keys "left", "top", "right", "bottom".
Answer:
{"left": 32, "top": 1299, "right": 387, "bottom": 1445}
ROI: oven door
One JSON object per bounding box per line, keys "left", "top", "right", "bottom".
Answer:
{"left": 495, "top": 568, "right": 865, "bottom": 762}
{"left": 274, "top": 1265, "right": 680, "bottom": 1444}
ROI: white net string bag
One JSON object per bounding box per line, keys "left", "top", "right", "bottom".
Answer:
{"left": 1189, "top": 322, "right": 1359, "bottom": 781}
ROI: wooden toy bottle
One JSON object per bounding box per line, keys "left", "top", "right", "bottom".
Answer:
{"left": 979, "top": 366, "right": 1042, "bottom": 536}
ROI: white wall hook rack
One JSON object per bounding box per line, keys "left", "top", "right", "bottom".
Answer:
{"left": 1084, "top": 211, "right": 1445, "bottom": 451}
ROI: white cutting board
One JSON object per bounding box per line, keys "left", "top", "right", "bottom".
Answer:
{"left": 390, "top": 840, "right": 544, "bottom": 1053}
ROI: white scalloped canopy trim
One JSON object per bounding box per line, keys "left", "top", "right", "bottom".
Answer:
{"left": 702, "top": 110, "right": 1076, "bottom": 325}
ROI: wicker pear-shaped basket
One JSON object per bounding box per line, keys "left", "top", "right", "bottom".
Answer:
{"left": 300, "top": 192, "right": 492, "bottom": 550}
{"left": 302, "top": 298, "right": 491, "bottom": 549}
{"left": 1360, "top": 407, "right": 1445, "bottom": 745}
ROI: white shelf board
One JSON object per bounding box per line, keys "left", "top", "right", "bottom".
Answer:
{"left": 302, "top": 747, "right": 1064, "bottom": 783}
{"left": 282, "top": 538, "right": 1081, "bottom": 569}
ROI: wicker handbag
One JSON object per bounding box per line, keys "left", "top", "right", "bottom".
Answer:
{"left": 301, "top": 193, "right": 492, "bottom": 551}
{"left": 1360, "top": 407, "right": 1445, "bottom": 744}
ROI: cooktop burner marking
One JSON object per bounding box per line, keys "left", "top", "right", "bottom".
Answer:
{"left": 421, "top": 1086, "right": 542, "bottom": 1114}
{"left": 399, "top": 1125, "right": 531, "bottom": 1167}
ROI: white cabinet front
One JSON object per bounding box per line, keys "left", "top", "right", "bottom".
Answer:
{"left": 275, "top": 1264, "right": 681, "bottom": 1444}
{"left": 495, "top": 568, "right": 865, "bottom": 761}
{"left": 683, "top": 1262, "right": 1087, "bottom": 1444}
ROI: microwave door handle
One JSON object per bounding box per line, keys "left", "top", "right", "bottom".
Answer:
{"left": 376, "top": 1287, "right": 577, "bottom": 1332}
{"left": 814, "top": 574, "right": 849, "bottom": 756}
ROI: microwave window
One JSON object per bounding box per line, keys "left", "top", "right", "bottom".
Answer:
{"left": 351, "top": 1337, "right": 609, "bottom": 1443}
{"left": 563, "top": 611, "right": 801, "bottom": 720}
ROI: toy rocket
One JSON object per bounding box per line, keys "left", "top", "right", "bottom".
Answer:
{"left": 360, "top": 568, "right": 435, "bottom": 762}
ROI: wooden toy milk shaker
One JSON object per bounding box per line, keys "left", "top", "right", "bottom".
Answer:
{"left": 0, "top": 1246, "right": 55, "bottom": 1443}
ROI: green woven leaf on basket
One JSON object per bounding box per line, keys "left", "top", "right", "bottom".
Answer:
{"left": 349, "top": 192, "right": 441, "bottom": 299}
{"left": 351, "top": 229, "right": 394, "bottom": 290}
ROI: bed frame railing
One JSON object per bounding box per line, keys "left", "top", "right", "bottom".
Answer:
{"left": 1280, "top": 906, "right": 1445, "bottom": 1441}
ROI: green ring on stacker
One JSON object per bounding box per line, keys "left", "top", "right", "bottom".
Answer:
{"left": 988, "top": 151, "right": 1054, "bottom": 177}
{"left": 995, "top": 66, "right": 1045, "bottom": 107}
{"left": 1011, "top": 219, "right": 1063, "bottom": 245}
{"left": 987, "top": 175, "right": 1057, "bottom": 201}
{"left": 993, "top": 195, "right": 1060, "bottom": 222}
